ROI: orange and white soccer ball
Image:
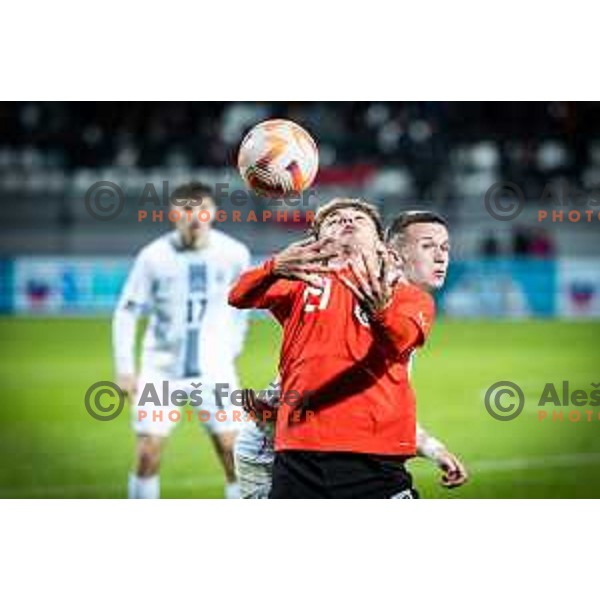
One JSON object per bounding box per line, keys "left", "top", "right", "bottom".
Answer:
{"left": 237, "top": 119, "right": 319, "bottom": 197}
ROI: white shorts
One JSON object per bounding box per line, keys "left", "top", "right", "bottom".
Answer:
{"left": 131, "top": 373, "right": 244, "bottom": 438}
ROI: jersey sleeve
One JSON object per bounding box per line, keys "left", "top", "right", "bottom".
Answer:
{"left": 371, "top": 284, "right": 436, "bottom": 357}
{"left": 228, "top": 258, "right": 297, "bottom": 321}
{"left": 229, "top": 245, "right": 252, "bottom": 358}
{"left": 392, "top": 284, "right": 435, "bottom": 344}
{"left": 112, "top": 249, "right": 153, "bottom": 376}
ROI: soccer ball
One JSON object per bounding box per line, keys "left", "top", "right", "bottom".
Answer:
{"left": 237, "top": 119, "right": 319, "bottom": 197}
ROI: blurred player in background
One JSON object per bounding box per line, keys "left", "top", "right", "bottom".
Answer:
{"left": 113, "top": 182, "right": 250, "bottom": 499}
{"left": 229, "top": 198, "right": 448, "bottom": 498}
{"left": 234, "top": 209, "right": 467, "bottom": 498}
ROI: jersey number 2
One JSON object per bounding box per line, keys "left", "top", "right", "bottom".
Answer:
{"left": 303, "top": 279, "right": 331, "bottom": 312}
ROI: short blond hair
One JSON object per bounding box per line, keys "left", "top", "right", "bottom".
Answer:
{"left": 311, "top": 198, "right": 384, "bottom": 240}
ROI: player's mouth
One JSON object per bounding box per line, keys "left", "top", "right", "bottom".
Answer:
{"left": 341, "top": 225, "right": 356, "bottom": 235}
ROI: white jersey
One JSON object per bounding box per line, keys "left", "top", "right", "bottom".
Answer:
{"left": 113, "top": 229, "right": 251, "bottom": 381}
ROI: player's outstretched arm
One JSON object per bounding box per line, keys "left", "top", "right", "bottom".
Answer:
{"left": 228, "top": 238, "right": 338, "bottom": 309}
{"left": 242, "top": 388, "right": 279, "bottom": 425}
{"left": 272, "top": 237, "right": 339, "bottom": 287}
{"left": 228, "top": 259, "right": 283, "bottom": 309}
{"left": 339, "top": 248, "right": 426, "bottom": 357}
{"left": 416, "top": 423, "right": 469, "bottom": 488}
{"left": 339, "top": 245, "right": 393, "bottom": 314}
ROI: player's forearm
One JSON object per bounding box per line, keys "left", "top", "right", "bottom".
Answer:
{"left": 416, "top": 423, "right": 446, "bottom": 461}
{"left": 112, "top": 307, "right": 138, "bottom": 376}
{"left": 228, "top": 258, "right": 278, "bottom": 308}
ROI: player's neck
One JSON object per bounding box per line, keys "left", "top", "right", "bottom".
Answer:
{"left": 180, "top": 228, "right": 210, "bottom": 250}
{"left": 410, "top": 279, "right": 434, "bottom": 293}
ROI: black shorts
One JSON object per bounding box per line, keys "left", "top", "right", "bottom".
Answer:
{"left": 269, "top": 450, "right": 418, "bottom": 499}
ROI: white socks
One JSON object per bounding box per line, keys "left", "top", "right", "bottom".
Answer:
{"left": 128, "top": 474, "right": 239, "bottom": 499}
{"left": 225, "top": 482, "right": 240, "bottom": 499}
{"left": 128, "top": 473, "right": 160, "bottom": 499}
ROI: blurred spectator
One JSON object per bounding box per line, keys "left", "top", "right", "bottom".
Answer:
{"left": 1, "top": 102, "right": 598, "bottom": 178}
{"left": 513, "top": 227, "right": 533, "bottom": 256}
{"left": 512, "top": 226, "right": 555, "bottom": 257}
{"left": 529, "top": 228, "right": 555, "bottom": 258}
{"left": 481, "top": 232, "right": 500, "bottom": 257}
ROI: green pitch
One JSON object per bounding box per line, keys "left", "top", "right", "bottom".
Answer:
{"left": 0, "top": 317, "right": 599, "bottom": 498}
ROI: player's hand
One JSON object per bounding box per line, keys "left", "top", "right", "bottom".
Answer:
{"left": 241, "top": 388, "right": 278, "bottom": 423}
{"left": 435, "top": 450, "right": 469, "bottom": 488}
{"left": 273, "top": 237, "right": 339, "bottom": 288}
{"left": 117, "top": 374, "right": 137, "bottom": 404}
{"left": 386, "top": 247, "right": 408, "bottom": 286}
{"left": 339, "top": 244, "right": 395, "bottom": 315}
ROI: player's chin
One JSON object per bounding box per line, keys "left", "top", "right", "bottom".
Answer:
{"left": 433, "top": 271, "right": 448, "bottom": 285}
{"left": 428, "top": 278, "right": 445, "bottom": 291}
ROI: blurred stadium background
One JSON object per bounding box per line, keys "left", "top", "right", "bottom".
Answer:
{"left": 0, "top": 101, "right": 599, "bottom": 498}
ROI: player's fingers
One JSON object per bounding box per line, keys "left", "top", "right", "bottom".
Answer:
{"left": 292, "top": 237, "right": 334, "bottom": 257}
{"left": 377, "top": 246, "right": 395, "bottom": 298}
{"left": 440, "top": 457, "right": 468, "bottom": 487}
{"left": 452, "top": 460, "right": 469, "bottom": 485}
{"left": 361, "top": 251, "right": 382, "bottom": 300}
{"left": 293, "top": 272, "right": 325, "bottom": 288}
{"left": 388, "top": 249, "right": 408, "bottom": 285}
{"left": 292, "top": 263, "right": 337, "bottom": 273}
{"left": 380, "top": 257, "right": 392, "bottom": 300}
{"left": 379, "top": 246, "right": 393, "bottom": 286}
{"left": 442, "top": 473, "right": 467, "bottom": 488}
{"left": 241, "top": 388, "right": 256, "bottom": 414}
{"left": 297, "top": 250, "right": 340, "bottom": 264}
{"left": 308, "top": 236, "right": 336, "bottom": 251}
{"left": 289, "top": 237, "right": 317, "bottom": 249}
{"left": 286, "top": 246, "right": 338, "bottom": 266}
{"left": 450, "top": 472, "right": 468, "bottom": 487}
{"left": 349, "top": 259, "right": 375, "bottom": 304}
{"left": 339, "top": 275, "right": 367, "bottom": 303}
{"left": 241, "top": 389, "right": 250, "bottom": 413}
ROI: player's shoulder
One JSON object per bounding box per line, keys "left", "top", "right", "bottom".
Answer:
{"left": 211, "top": 228, "right": 251, "bottom": 261}
{"left": 392, "top": 282, "right": 436, "bottom": 339}
{"left": 134, "top": 232, "right": 177, "bottom": 264}
{"left": 393, "top": 282, "right": 435, "bottom": 312}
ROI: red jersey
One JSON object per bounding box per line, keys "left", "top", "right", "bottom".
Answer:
{"left": 229, "top": 259, "right": 435, "bottom": 456}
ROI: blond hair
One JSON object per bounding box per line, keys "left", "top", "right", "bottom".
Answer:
{"left": 311, "top": 197, "right": 384, "bottom": 240}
